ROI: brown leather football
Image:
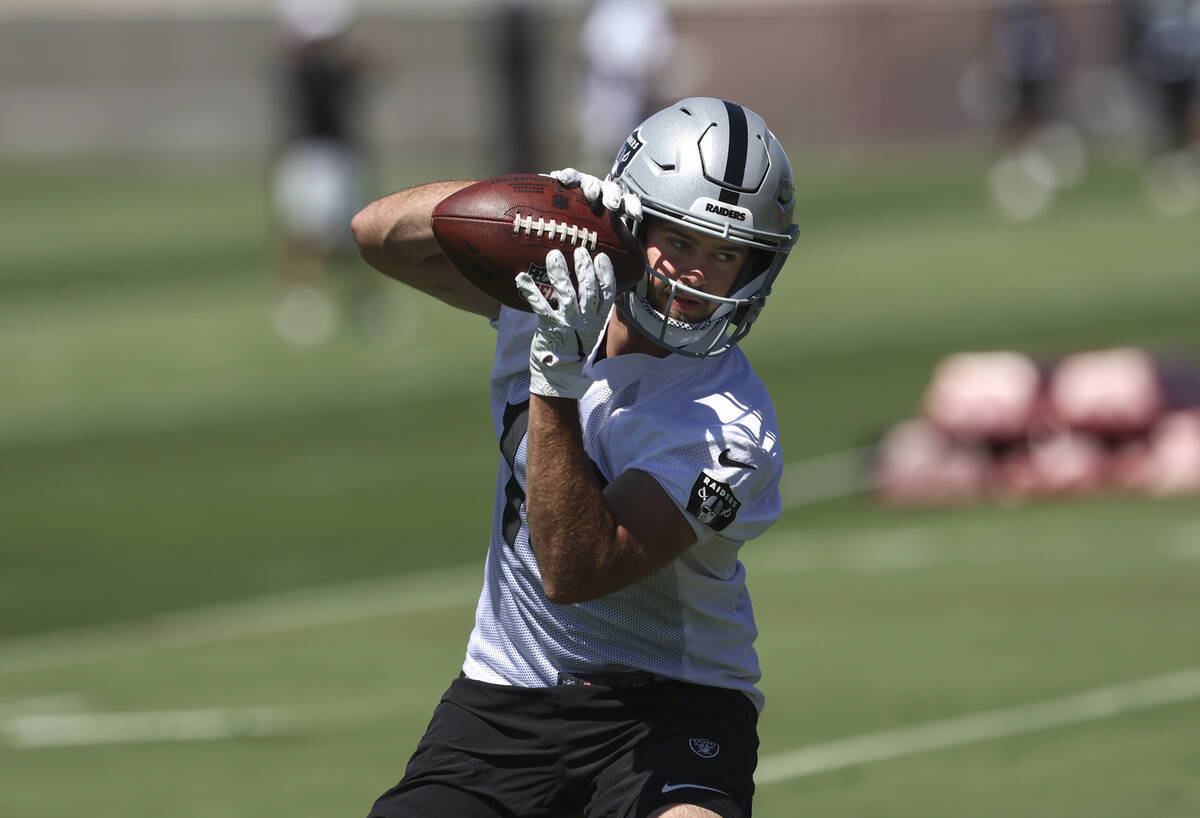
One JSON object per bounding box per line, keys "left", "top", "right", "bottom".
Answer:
{"left": 431, "top": 174, "right": 645, "bottom": 312}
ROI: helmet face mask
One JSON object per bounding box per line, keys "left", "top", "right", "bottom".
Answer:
{"left": 626, "top": 231, "right": 773, "bottom": 357}
{"left": 608, "top": 97, "right": 798, "bottom": 357}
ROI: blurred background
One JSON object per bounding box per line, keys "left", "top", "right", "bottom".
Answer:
{"left": 2, "top": 1, "right": 1199, "bottom": 816}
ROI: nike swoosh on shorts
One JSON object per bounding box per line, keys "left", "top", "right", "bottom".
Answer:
{"left": 660, "top": 782, "right": 731, "bottom": 796}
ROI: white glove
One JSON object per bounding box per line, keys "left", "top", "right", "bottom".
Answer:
{"left": 515, "top": 246, "right": 617, "bottom": 399}
{"left": 546, "top": 168, "right": 643, "bottom": 222}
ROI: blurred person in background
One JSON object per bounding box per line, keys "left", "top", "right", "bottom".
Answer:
{"left": 989, "top": 0, "right": 1064, "bottom": 149}
{"left": 271, "top": 0, "right": 379, "bottom": 346}
{"left": 494, "top": 2, "right": 542, "bottom": 174}
{"left": 972, "top": 0, "right": 1089, "bottom": 221}
{"left": 1124, "top": 0, "right": 1200, "bottom": 214}
{"left": 1129, "top": 0, "right": 1200, "bottom": 151}
{"left": 578, "top": 0, "right": 675, "bottom": 173}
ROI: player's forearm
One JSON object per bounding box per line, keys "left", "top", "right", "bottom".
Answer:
{"left": 351, "top": 180, "right": 500, "bottom": 317}
{"left": 526, "top": 395, "right": 634, "bottom": 604}
{"left": 351, "top": 180, "right": 473, "bottom": 272}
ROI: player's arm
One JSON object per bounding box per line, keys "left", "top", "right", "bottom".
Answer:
{"left": 527, "top": 395, "right": 696, "bottom": 604}
{"left": 515, "top": 245, "right": 692, "bottom": 603}
{"left": 350, "top": 180, "right": 501, "bottom": 318}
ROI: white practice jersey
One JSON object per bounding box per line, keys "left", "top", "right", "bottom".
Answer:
{"left": 463, "top": 307, "right": 783, "bottom": 710}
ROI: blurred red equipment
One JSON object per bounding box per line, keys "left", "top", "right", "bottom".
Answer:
{"left": 1047, "top": 347, "right": 1163, "bottom": 434}
{"left": 923, "top": 351, "right": 1043, "bottom": 441}
{"left": 873, "top": 347, "right": 1200, "bottom": 506}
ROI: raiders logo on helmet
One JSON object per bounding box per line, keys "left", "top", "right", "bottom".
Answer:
{"left": 611, "top": 129, "right": 644, "bottom": 178}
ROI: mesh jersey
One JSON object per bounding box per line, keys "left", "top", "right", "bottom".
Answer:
{"left": 462, "top": 307, "right": 783, "bottom": 710}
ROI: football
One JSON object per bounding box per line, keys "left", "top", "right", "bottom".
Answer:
{"left": 430, "top": 174, "right": 646, "bottom": 312}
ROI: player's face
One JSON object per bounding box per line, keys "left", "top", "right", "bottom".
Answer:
{"left": 643, "top": 220, "right": 749, "bottom": 323}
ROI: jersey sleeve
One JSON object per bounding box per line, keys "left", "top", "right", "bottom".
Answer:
{"left": 606, "top": 409, "right": 783, "bottom": 545}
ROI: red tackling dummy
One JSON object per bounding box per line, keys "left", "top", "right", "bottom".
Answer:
{"left": 872, "top": 347, "right": 1200, "bottom": 506}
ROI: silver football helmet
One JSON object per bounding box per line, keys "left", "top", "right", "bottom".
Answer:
{"left": 608, "top": 97, "right": 798, "bottom": 357}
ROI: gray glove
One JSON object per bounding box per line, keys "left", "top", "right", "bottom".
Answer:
{"left": 515, "top": 246, "right": 617, "bottom": 399}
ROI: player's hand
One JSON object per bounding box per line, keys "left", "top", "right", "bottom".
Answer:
{"left": 515, "top": 246, "right": 617, "bottom": 399}
{"left": 545, "top": 168, "right": 643, "bottom": 221}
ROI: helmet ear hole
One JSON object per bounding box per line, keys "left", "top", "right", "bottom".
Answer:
{"left": 622, "top": 213, "right": 645, "bottom": 244}
{"left": 729, "top": 295, "right": 761, "bottom": 326}
{"left": 727, "top": 250, "right": 777, "bottom": 324}
{"left": 733, "top": 250, "right": 772, "bottom": 293}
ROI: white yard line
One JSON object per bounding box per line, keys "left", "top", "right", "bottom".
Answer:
{"left": 780, "top": 446, "right": 872, "bottom": 509}
{"left": 0, "top": 564, "right": 481, "bottom": 675}
{"left": 0, "top": 443, "right": 1187, "bottom": 676}
{"left": 0, "top": 692, "right": 88, "bottom": 719}
{"left": 752, "top": 525, "right": 935, "bottom": 574}
{"left": 756, "top": 667, "right": 1200, "bottom": 785}
{"left": 2, "top": 707, "right": 289, "bottom": 749}
{"left": 0, "top": 449, "right": 864, "bottom": 675}
{"left": 1168, "top": 521, "right": 1200, "bottom": 561}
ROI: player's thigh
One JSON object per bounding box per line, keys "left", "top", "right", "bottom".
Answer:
{"left": 368, "top": 678, "right": 561, "bottom": 818}
{"left": 368, "top": 782, "right": 508, "bottom": 818}
{"left": 648, "top": 806, "right": 724, "bottom": 818}
{"left": 589, "top": 682, "right": 758, "bottom": 818}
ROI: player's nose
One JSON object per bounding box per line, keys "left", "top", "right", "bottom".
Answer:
{"left": 677, "top": 263, "right": 706, "bottom": 289}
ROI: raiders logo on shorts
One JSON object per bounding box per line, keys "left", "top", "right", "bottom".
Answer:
{"left": 686, "top": 472, "right": 741, "bottom": 532}
{"left": 689, "top": 737, "right": 721, "bottom": 758}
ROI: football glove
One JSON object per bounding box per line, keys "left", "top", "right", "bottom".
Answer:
{"left": 515, "top": 246, "right": 617, "bottom": 400}
{"left": 545, "top": 168, "right": 643, "bottom": 221}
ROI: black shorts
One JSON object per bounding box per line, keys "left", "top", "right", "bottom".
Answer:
{"left": 367, "top": 674, "right": 759, "bottom": 818}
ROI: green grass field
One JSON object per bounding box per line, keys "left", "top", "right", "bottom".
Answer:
{"left": 2, "top": 154, "right": 1199, "bottom": 818}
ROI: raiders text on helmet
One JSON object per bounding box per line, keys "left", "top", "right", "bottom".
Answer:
{"left": 608, "top": 97, "right": 798, "bottom": 357}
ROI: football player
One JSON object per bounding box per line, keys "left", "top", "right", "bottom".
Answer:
{"left": 270, "top": 0, "right": 370, "bottom": 345}
{"left": 351, "top": 97, "right": 798, "bottom": 818}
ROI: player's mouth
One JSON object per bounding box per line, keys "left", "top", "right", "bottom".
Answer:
{"left": 668, "top": 292, "right": 706, "bottom": 319}
{"left": 650, "top": 276, "right": 711, "bottom": 322}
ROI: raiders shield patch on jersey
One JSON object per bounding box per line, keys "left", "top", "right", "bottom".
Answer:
{"left": 686, "top": 472, "right": 742, "bottom": 532}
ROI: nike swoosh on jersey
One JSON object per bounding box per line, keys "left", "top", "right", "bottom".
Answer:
{"left": 660, "top": 782, "right": 731, "bottom": 796}
{"left": 718, "top": 448, "right": 757, "bottom": 470}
